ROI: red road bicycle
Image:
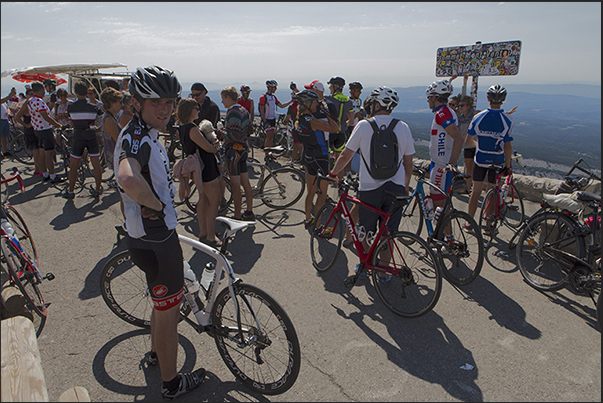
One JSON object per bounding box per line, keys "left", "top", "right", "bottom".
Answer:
{"left": 310, "top": 173, "right": 441, "bottom": 318}
{"left": 1, "top": 169, "right": 55, "bottom": 337}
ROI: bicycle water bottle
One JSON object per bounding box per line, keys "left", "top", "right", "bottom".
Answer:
{"left": 1, "top": 218, "right": 21, "bottom": 250}
{"left": 501, "top": 183, "right": 509, "bottom": 199}
{"left": 424, "top": 197, "right": 435, "bottom": 221}
{"left": 200, "top": 262, "right": 216, "bottom": 298}
{"left": 434, "top": 206, "right": 444, "bottom": 226}
{"left": 183, "top": 260, "right": 203, "bottom": 312}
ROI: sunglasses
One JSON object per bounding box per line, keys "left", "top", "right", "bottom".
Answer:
{"left": 191, "top": 92, "right": 203, "bottom": 97}
{"left": 458, "top": 103, "right": 467, "bottom": 107}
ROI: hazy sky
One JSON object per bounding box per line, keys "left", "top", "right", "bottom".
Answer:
{"left": 1, "top": 2, "right": 601, "bottom": 94}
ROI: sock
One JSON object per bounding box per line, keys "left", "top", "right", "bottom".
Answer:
{"left": 43, "top": 173, "right": 49, "bottom": 178}
{"left": 163, "top": 374, "right": 180, "bottom": 391}
{"left": 50, "top": 174, "right": 56, "bottom": 180}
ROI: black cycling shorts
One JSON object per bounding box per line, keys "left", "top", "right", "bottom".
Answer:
{"left": 464, "top": 147, "right": 476, "bottom": 159}
{"left": 24, "top": 127, "right": 39, "bottom": 149}
{"left": 303, "top": 154, "right": 329, "bottom": 177}
{"left": 264, "top": 118, "right": 276, "bottom": 130}
{"left": 71, "top": 135, "right": 100, "bottom": 159}
{"left": 34, "top": 128, "right": 55, "bottom": 151}
{"left": 472, "top": 164, "right": 497, "bottom": 184}
{"left": 126, "top": 229, "right": 185, "bottom": 311}
{"left": 225, "top": 147, "right": 249, "bottom": 176}
{"left": 329, "top": 131, "right": 346, "bottom": 152}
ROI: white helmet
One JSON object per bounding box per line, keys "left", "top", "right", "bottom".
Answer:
{"left": 365, "top": 86, "right": 399, "bottom": 112}
{"left": 426, "top": 79, "right": 453, "bottom": 97}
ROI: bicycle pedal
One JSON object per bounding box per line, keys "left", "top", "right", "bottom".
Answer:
{"left": 44, "top": 273, "right": 55, "bottom": 281}
{"left": 343, "top": 276, "right": 357, "bottom": 288}
{"left": 507, "top": 206, "right": 519, "bottom": 212}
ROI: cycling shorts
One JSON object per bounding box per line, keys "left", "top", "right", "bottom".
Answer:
{"left": 464, "top": 147, "right": 476, "bottom": 159}
{"left": 71, "top": 135, "right": 100, "bottom": 159}
{"left": 328, "top": 131, "right": 346, "bottom": 152}
{"left": 264, "top": 118, "right": 276, "bottom": 131}
{"left": 126, "top": 229, "right": 185, "bottom": 311}
{"left": 472, "top": 164, "right": 497, "bottom": 184}
{"left": 429, "top": 161, "right": 454, "bottom": 202}
{"left": 34, "top": 128, "right": 55, "bottom": 151}
{"left": 24, "top": 127, "right": 39, "bottom": 149}
{"left": 303, "top": 154, "right": 329, "bottom": 177}
{"left": 225, "top": 147, "right": 249, "bottom": 176}
{"left": 358, "top": 181, "right": 407, "bottom": 238}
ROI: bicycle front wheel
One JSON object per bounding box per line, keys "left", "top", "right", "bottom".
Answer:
{"left": 516, "top": 212, "right": 585, "bottom": 291}
{"left": 479, "top": 189, "right": 499, "bottom": 244}
{"left": 397, "top": 195, "right": 424, "bottom": 238}
{"left": 212, "top": 283, "right": 301, "bottom": 395}
{"left": 260, "top": 167, "right": 305, "bottom": 209}
{"left": 310, "top": 201, "right": 344, "bottom": 272}
{"left": 437, "top": 210, "right": 484, "bottom": 286}
{"left": 371, "top": 231, "right": 442, "bottom": 317}
{"left": 1, "top": 238, "right": 47, "bottom": 337}
{"left": 10, "top": 133, "right": 34, "bottom": 165}
{"left": 100, "top": 250, "right": 191, "bottom": 328}
{"left": 502, "top": 183, "right": 525, "bottom": 229}
{"left": 3, "top": 205, "right": 38, "bottom": 266}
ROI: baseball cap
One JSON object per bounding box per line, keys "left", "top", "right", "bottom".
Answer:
{"left": 191, "top": 82, "right": 207, "bottom": 92}
{"left": 304, "top": 80, "right": 325, "bottom": 92}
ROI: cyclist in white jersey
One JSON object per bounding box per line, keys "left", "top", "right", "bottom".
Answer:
{"left": 114, "top": 65, "right": 205, "bottom": 400}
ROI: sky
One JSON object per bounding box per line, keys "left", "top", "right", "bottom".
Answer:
{"left": 1, "top": 2, "right": 601, "bottom": 95}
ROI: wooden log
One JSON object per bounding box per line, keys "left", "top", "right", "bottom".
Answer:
{"left": 1, "top": 268, "right": 32, "bottom": 319}
{"left": 58, "top": 386, "right": 91, "bottom": 402}
{"left": 1, "top": 316, "right": 49, "bottom": 402}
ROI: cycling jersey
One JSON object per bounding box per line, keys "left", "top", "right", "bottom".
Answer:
{"left": 237, "top": 97, "right": 252, "bottom": 114}
{"left": 350, "top": 97, "right": 362, "bottom": 127}
{"left": 429, "top": 104, "right": 458, "bottom": 166}
{"left": 296, "top": 114, "right": 329, "bottom": 159}
{"left": 467, "top": 108, "right": 514, "bottom": 168}
{"left": 68, "top": 99, "right": 103, "bottom": 140}
{"left": 27, "top": 96, "right": 53, "bottom": 131}
{"left": 325, "top": 92, "right": 353, "bottom": 133}
{"left": 258, "top": 92, "right": 279, "bottom": 120}
{"left": 114, "top": 115, "right": 178, "bottom": 239}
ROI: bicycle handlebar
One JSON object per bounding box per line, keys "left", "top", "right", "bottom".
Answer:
{"left": 0, "top": 167, "right": 24, "bottom": 193}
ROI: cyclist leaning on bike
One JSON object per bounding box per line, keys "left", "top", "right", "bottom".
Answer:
{"left": 114, "top": 65, "right": 205, "bottom": 400}
{"left": 466, "top": 84, "right": 515, "bottom": 231}
{"left": 328, "top": 86, "right": 414, "bottom": 254}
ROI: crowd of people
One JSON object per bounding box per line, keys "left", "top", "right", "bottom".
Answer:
{"left": 1, "top": 66, "right": 517, "bottom": 399}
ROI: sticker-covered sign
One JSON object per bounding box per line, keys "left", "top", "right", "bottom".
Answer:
{"left": 436, "top": 40, "right": 521, "bottom": 77}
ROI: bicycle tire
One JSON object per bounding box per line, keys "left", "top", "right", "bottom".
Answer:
{"left": 1, "top": 238, "right": 47, "bottom": 337}
{"left": 3, "top": 204, "right": 38, "bottom": 266}
{"left": 99, "top": 250, "right": 191, "bottom": 328}
{"left": 398, "top": 195, "right": 424, "bottom": 238}
{"left": 436, "top": 210, "right": 484, "bottom": 286}
{"left": 310, "top": 201, "right": 344, "bottom": 272}
{"left": 479, "top": 189, "right": 499, "bottom": 244}
{"left": 212, "top": 282, "right": 301, "bottom": 395}
{"left": 516, "top": 211, "right": 585, "bottom": 291}
{"left": 502, "top": 183, "right": 525, "bottom": 229}
{"left": 184, "top": 177, "right": 233, "bottom": 215}
{"left": 10, "top": 133, "right": 34, "bottom": 165}
{"left": 371, "top": 231, "right": 442, "bottom": 317}
{"left": 260, "top": 167, "right": 305, "bottom": 209}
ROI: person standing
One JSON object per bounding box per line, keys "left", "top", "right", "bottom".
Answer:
{"left": 190, "top": 82, "right": 220, "bottom": 128}
{"left": 1, "top": 87, "right": 17, "bottom": 157}
{"left": 63, "top": 82, "right": 105, "bottom": 199}
{"left": 325, "top": 76, "right": 354, "bottom": 179}
{"left": 100, "top": 87, "right": 124, "bottom": 188}
{"left": 28, "top": 81, "right": 66, "bottom": 183}
{"left": 43, "top": 78, "right": 57, "bottom": 112}
{"left": 53, "top": 87, "right": 73, "bottom": 127}
{"left": 458, "top": 95, "right": 480, "bottom": 192}
{"left": 466, "top": 85, "right": 515, "bottom": 232}
{"left": 425, "top": 79, "right": 464, "bottom": 213}
{"left": 13, "top": 87, "right": 45, "bottom": 176}
{"left": 292, "top": 90, "right": 339, "bottom": 229}
{"left": 114, "top": 65, "right": 205, "bottom": 400}
{"left": 258, "top": 80, "right": 292, "bottom": 159}
{"left": 220, "top": 86, "right": 255, "bottom": 221}
{"left": 237, "top": 85, "right": 254, "bottom": 119}
{"left": 329, "top": 86, "right": 414, "bottom": 270}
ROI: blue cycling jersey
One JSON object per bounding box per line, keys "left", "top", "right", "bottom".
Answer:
{"left": 467, "top": 108, "right": 514, "bottom": 167}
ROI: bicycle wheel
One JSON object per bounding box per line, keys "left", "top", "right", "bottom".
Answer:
{"left": 502, "top": 183, "right": 525, "bottom": 229}
{"left": 260, "top": 167, "right": 305, "bottom": 209}
{"left": 516, "top": 212, "right": 585, "bottom": 291}
{"left": 398, "top": 195, "right": 424, "bottom": 238}
{"left": 10, "top": 133, "right": 34, "bottom": 165}
{"left": 437, "top": 210, "right": 484, "bottom": 286}
{"left": 3, "top": 205, "right": 38, "bottom": 266}
{"left": 371, "top": 231, "right": 442, "bottom": 317}
{"left": 310, "top": 201, "right": 344, "bottom": 272}
{"left": 1, "top": 238, "right": 47, "bottom": 337}
{"left": 185, "top": 177, "right": 233, "bottom": 214}
{"left": 479, "top": 189, "right": 499, "bottom": 244}
{"left": 212, "top": 283, "right": 301, "bottom": 395}
{"left": 100, "top": 250, "right": 191, "bottom": 328}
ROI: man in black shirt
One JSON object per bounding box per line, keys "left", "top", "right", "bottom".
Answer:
{"left": 190, "top": 82, "right": 220, "bottom": 127}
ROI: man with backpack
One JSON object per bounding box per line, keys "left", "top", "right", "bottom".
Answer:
{"left": 329, "top": 86, "right": 414, "bottom": 258}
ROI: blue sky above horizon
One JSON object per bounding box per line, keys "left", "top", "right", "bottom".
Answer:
{"left": 1, "top": 2, "right": 601, "bottom": 95}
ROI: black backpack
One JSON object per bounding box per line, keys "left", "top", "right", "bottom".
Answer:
{"left": 360, "top": 117, "right": 401, "bottom": 180}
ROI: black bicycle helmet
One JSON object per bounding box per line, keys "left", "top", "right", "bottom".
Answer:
{"left": 129, "top": 65, "right": 181, "bottom": 99}
{"left": 240, "top": 85, "right": 251, "bottom": 92}
{"left": 487, "top": 84, "right": 507, "bottom": 103}
{"left": 327, "top": 76, "right": 346, "bottom": 89}
{"left": 348, "top": 81, "right": 363, "bottom": 90}
{"left": 266, "top": 80, "right": 278, "bottom": 88}
{"left": 294, "top": 89, "right": 320, "bottom": 104}
{"left": 43, "top": 78, "right": 57, "bottom": 87}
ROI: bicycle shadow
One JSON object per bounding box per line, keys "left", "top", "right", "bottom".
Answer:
{"left": 91, "top": 328, "right": 270, "bottom": 402}
{"left": 484, "top": 235, "right": 520, "bottom": 274}
{"left": 254, "top": 207, "right": 306, "bottom": 239}
{"left": 534, "top": 287, "right": 599, "bottom": 331}
{"left": 331, "top": 294, "right": 483, "bottom": 402}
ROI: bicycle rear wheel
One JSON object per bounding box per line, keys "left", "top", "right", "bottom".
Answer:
{"left": 3, "top": 205, "right": 38, "bottom": 266}
{"left": 310, "top": 201, "right": 344, "bottom": 272}
{"left": 10, "top": 133, "right": 34, "bottom": 165}
{"left": 1, "top": 238, "right": 47, "bottom": 337}
{"left": 502, "top": 183, "right": 525, "bottom": 229}
{"left": 516, "top": 211, "right": 585, "bottom": 291}
{"left": 99, "top": 250, "right": 191, "bottom": 328}
{"left": 212, "top": 283, "right": 301, "bottom": 395}
{"left": 371, "top": 231, "right": 442, "bottom": 317}
{"left": 260, "top": 167, "right": 305, "bottom": 209}
{"left": 185, "top": 177, "right": 233, "bottom": 215}
{"left": 437, "top": 210, "right": 484, "bottom": 286}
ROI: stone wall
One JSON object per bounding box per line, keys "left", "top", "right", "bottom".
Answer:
{"left": 414, "top": 159, "right": 601, "bottom": 203}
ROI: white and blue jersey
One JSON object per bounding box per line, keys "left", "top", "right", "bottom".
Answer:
{"left": 467, "top": 108, "right": 514, "bottom": 168}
